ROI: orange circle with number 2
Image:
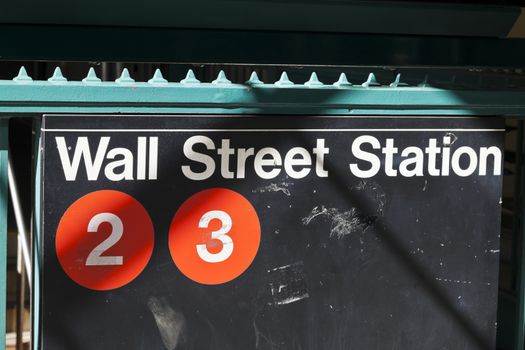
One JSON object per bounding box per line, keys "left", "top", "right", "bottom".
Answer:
{"left": 168, "top": 188, "right": 261, "bottom": 285}
{"left": 55, "top": 190, "right": 154, "bottom": 291}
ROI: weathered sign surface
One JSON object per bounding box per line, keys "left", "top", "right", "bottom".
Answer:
{"left": 41, "top": 115, "right": 503, "bottom": 349}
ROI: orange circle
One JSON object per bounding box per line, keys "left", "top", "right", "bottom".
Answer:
{"left": 55, "top": 190, "right": 154, "bottom": 291}
{"left": 168, "top": 188, "right": 261, "bottom": 285}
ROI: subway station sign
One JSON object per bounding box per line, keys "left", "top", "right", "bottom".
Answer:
{"left": 41, "top": 115, "right": 503, "bottom": 349}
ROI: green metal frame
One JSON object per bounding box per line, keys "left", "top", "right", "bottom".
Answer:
{"left": 1, "top": 66, "right": 525, "bottom": 350}
{"left": 2, "top": 68, "right": 525, "bottom": 116}
{"left": 0, "top": 119, "right": 7, "bottom": 350}
{"left": 518, "top": 122, "right": 525, "bottom": 350}
{"left": 1, "top": 1, "right": 519, "bottom": 38}
{"left": 1, "top": 1, "right": 525, "bottom": 67}
{"left": 31, "top": 119, "right": 41, "bottom": 350}
{"left": 4, "top": 25, "right": 525, "bottom": 67}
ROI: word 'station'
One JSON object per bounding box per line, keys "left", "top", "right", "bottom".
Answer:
{"left": 55, "top": 134, "right": 502, "bottom": 182}
{"left": 55, "top": 190, "right": 155, "bottom": 290}
{"left": 168, "top": 188, "right": 261, "bottom": 285}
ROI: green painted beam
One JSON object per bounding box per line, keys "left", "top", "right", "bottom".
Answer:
{"left": 4, "top": 24, "right": 525, "bottom": 67}
{"left": 31, "top": 120, "right": 41, "bottom": 350}
{"left": 0, "top": 1, "right": 519, "bottom": 38}
{"left": 0, "top": 119, "right": 7, "bottom": 350}
{"left": 2, "top": 71, "right": 525, "bottom": 116}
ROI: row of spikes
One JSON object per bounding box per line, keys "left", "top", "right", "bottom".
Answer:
{"left": 11, "top": 66, "right": 416, "bottom": 88}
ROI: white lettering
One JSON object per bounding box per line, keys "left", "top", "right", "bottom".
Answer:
{"left": 56, "top": 136, "right": 109, "bottom": 181}
{"left": 349, "top": 136, "right": 381, "bottom": 178}
{"left": 451, "top": 146, "right": 478, "bottom": 177}
{"left": 181, "top": 136, "right": 216, "bottom": 181}
{"left": 254, "top": 147, "right": 282, "bottom": 179}
{"left": 284, "top": 147, "right": 311, "bottom": 179}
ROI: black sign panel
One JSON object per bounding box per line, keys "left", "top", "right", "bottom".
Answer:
{"left": 41, "top": 115, "right": 503, "bottom": 350}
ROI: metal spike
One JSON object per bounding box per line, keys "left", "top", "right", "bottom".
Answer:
{"left": 180, "top": 69, "right": 200, "bottom": 84}
{"left": 305, "top": 72, "right": 323, "bottom": 87}
{"left": 82, "top": 68, "right": 101, "bottom": 83}
{"left": 246, "top": 71, "right": 263, "bottom": 85}
{"left": 333, "top": 73, "right": 352, "bottom": 87}
{"left": 48, "top": 67, "right": 67, "bottom": 83}
{"left": 418, "top": 74, "right": 430, "bottom": 87}
{"left": 13, "top": 67, "right": 32, "bottom": 82}
{"left": 362, "top": 73, "right": 380, "bottom": 87}
{"left": 275, "top": 72, "right": 293, "bottom": 86}
{"left": 390, "top": 73, "right": 408, "bottom": 87}
{"left": 212, "top": 70, "right": 232, "bottom": 84}
{"left": 148, "top": 69, "right": 167, "bottom": 84}
{"left": 116, "top": 68, "right": 135, "bottom": 84}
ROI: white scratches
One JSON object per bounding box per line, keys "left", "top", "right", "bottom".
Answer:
{"left": 147, "top": 297, "right": 185, "bottom": 350}
{"left": 273, "top": 294, "right": 309, "bottom": 306}
{"left": 253, "top": 182, "right": 294, "bottom": 196}
{"left": 435, "top": 277, "right": 472, "bottom": 285}
{"left": 269, "top": 263, "right": 292, "bottom": 272}
{"left": 268, "top": 262, "right": 309, "bottom": 307}
{"left": 443, "top": 132, "right": 458, "bottom": 146}
{"left": 302, "top": 205, "right": 374, "bottom": 239}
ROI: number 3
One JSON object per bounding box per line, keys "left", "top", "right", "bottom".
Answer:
{"left": 86, "top": 213, "right": 124, "bottom": 266}
{"left": 197, "top": 210, "right": 233, "bottom": 263}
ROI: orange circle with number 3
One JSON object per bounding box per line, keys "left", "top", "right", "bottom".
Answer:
{"left": 55, "top": 190, "right": 154, "bottom": 291}
{"left": 168, "top": 188, "right": 261, "bottom": 285}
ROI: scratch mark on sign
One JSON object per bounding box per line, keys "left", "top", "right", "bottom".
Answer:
{"left": 274, "top": 295, "right": 310, "bottom": 305}
{"left": 268, "top": 262, "right": 309, "bottom": 306}
{"left": 302, "top": 181, "right": 385, "bottom": 239}
{"left": 147, "top": 297, "right": 185, "bottom": 350}
{"left": 302, "top": 206, "right": 377, "bottom": 239}
{"left": 253, "top": 311, "right": 279, "bottom": 349}
{"left": 253, "top": 321, "right": 270, "bottom": 349}
{"left": 253, "top": 182, "right": 294, "bottom": 196}
{"left": 443, "top": 132, "right": 458, "bottom": 146}
{"left": 435, "top": 277, "right": 472, "bottom": 285}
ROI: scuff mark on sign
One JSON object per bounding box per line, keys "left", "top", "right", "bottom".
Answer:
{"left": 252, "top": 308, "right": 280, "bottom": 349}
{"left": 443, "top": 132, "right": 458, "bottom": 146}
{"left": 435, "top": 277, "right": 472, "bottom": 285}
{"left": 268, "top": 262, "right": 309, "bottom": 306}
{"left": 302, "top": 206, "right": 374, "bottom": 239}
{"left": 351, "top": 180, "right": 386, "bottom": 217}
{"left": 302, "top": 180, "right": 386, "bottom": 239}
{"left": 147, "top": 296, "right": 186, "bottom": 350}
{"left": 253, "top": 182, "right": 294, "bottom": 196}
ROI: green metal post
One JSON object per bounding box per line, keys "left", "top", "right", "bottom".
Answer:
{"left": 517, "top": 122, "right": 525, "bottom": 350}
{"left": 514, "top": 122, "right": 524, "bottom": 293}
{"left": 31, "top": 118, "right": 41, "bottom": 350}
{"left": 0, "top": 119, "right": 8, "bottom": 350}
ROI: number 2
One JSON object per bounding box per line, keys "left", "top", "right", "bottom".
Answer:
{"left": 86, "top": 213, "right": 124, "bottom": 266}
{"left": 196, "top": 210, "right": 233, "bottom": 263}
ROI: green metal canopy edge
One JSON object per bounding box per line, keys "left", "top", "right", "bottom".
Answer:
{"left": 1, "top": 67, "right": 525, "bottom": 117}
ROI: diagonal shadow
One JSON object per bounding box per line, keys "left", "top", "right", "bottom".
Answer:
{"left": 35, "top": 82, "right": 502, "bottom": 349}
